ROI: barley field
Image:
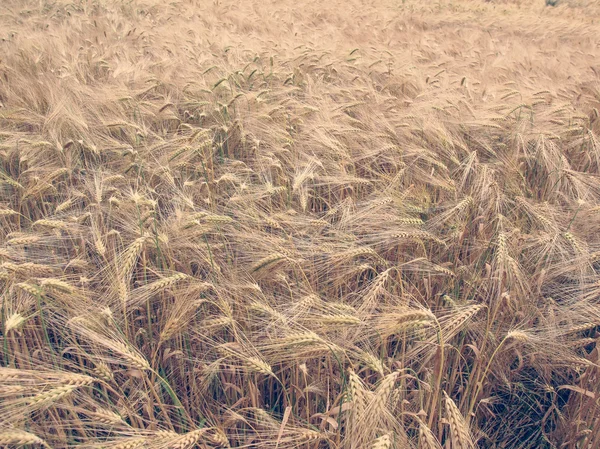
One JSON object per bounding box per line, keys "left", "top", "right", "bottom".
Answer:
{"left": 0, "top": 0, "right": 599, "bottom": 447}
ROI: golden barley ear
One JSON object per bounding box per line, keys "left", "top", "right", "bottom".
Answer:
{"left": 443, "top": 392, "right": 475, "bottom": 449}
{"left": 371, "top": 433, "right": 391, "bottom": 449}
{"left": 418, "top": 419, "right": 442, "bottom": 449}
{"left": 0, "top": 429, "right": 51, "bottom": 448}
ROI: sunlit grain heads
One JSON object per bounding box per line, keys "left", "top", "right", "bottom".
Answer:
{"left": 250, "top": 253, "right": 289, "bottom": 277}
{"left": 350, "top": 349, "right": 387, "bottom": 377}
{"left": 375, "top": 309, "right": 435, "bottom": 338}
{"left": 371, "top": 371, "right": 400, "bottom": 414}
{"left": 28, "top": 384, "right": 80, "bottom": 407}
{"left": 209, "top": 428, "right": 230, "bottom": 447}
{"left": 438, "top": 304, "right": 485, "bottom": 342}
{"left": 317, "top": 313, "right": 361, "bottom": 327}
{"left": 32, "top": 219, "right": 69, "bottom": 230}
{"left": 6, "top": 263, "right": 57, "bottom": 278}
{"left": 1, "top": 2, "right": 600, "bottom": 448}
{"left": 218, "top": 343, "right": 274, "bottom": 377}
{"left": 156, "top": 428, "right": 207, "bottom": 449}
{"left": 244, "top": 357, "right": 274, "bottom": 377}
{"left": 108, "top": 340, "right": 151, "bottom": 371}
{"left": 418, "top": 419, "right": 442, "bottom": 449}
{"left": 110, "top": 437, "right": 147, "bottom": 449}
{"left": 0, "top": 208, "right": 18, "bottom": 217}
{"left": 40, "top": 278, "right": 75, "bottom": 294}
{"left": 0, "top": 429, "right": 50, "bottom": 448}
{"left": 92, "top": 361, "right": 115, "bottom": 382}
{"left": 15, "top": 281, "right": 42, "bottom": 297}
{"left": 443, "top": 392, "right": 475, "bottom": 449}
{"left": 505, "top": 330, "right": 529, "bottom": 344}
{"left": 119, "top": 235, "right": 150, "bottom": 279}
{"left": 145, "top": 273, "right": 190, "bottom": 295}
{"left": 348, "top": 368, "right": 367, "bottom": 416}
{"left": 87, "top": 407, "right": 125, "bottom": 425}
{"left": 371, "top": 434, "right": 391, "bottom": 449}
{"left": 4, "top": 312, "right": 28, "bottom": 333}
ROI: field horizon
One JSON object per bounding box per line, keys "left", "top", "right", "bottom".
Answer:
{"left": 1, "top": 0, "right": 600, "bottom": 447}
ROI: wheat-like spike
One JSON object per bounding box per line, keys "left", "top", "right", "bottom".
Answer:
{"left": 245, "top": 357, "right": 274, "bottom": 376}
{"left": 398, "top": 217, "right": 424, "bottom": 225}
{"left": 371, "top": 371, "right": 399, "bottom": 415}
{"left": 110, "top": 340, "right": 151, "bottom": 370}
{"left": 92, "top": 361, "right": 115, "bottom": 382}
{"left": 392, "top": 230, "right": 445, "bottom": 246}
{"left": 563, "top": 322, "right": 600, "bottom": 335}
{"left": 15, "top": 281, "right": 42, "bottom": 297}
{"left": 251, "top": 253, "right": 286, "bottom": 273}
{"left": 419, "top": 419, "right": 442, "bottom": 449}
{"left": 496, "top": 232, "right": 509, "bottom": 264}
{"left": 201, "top": 316, "right": 234, "bottom": 330}
{"left": 40, "top": 278, "right": 74, "bottom": 294}
{"left": 336, "top": 247, "right": 382, "bottom": 263}
{"left": 61, "top": 372, "right": 95, "bottom": 386}
{"left": 0, "top": 429, "right": 50, "bottom": 448}
{"left": 209, "top": 428, "right": 229, "bottom": 447}
{"left": 7, "top": 235, "right": 41, "bottom": 245}
{"left": 0, "top": 371, "right": 20, "bottom": 382}
{"left": 317, "top": 314, "right": 361, "bottom": 326}
{"left": 55, "top": 198, "right": 76, "bottom": 213}
{"left": 354, "top": 350, "right": 386, "bottom": 376}
{"left": 252, "top": 408, "right": 280, "bottom": 429}
{"left": 505, "top": 330, "right": 529, "bottom": 343}
{"left": 376, "top": 309, "right": 435, "bottom": 337}
{"left": 6, "top": 263, "right": 56, "bottom": 276}
{"left": 330, "top": 302, "right": 358, "bottom": 315}
{"left": 307, "top": 218, "right": 330, "bottom": 227}
{"left": 563, "top": 232, "right": 585, "bottom": 254}
{"left": 120, "top": 236, "right": 148, "bottom": 278}
{"left": 0, "top": 176, "right": 23, "bottom": 189}
{"left": 444, "top": 391, "right": 475, "bottom": 449}
{"left": 65, "top": 374, "right": 95, "bottom": 388}
{"left": 348, "top": 369, "right": 367, "bottom": 417}
{"left": 28, "top": 384, "right": 79, "bottom": 406}
{"left": 158, "top": 428, "right": 206, "bottom": 449}
{"left": 89, "top": 407, "right": 125, "bottom": 425}
{"left": 0, "top": 208, "right": 18, "bottom": 216}
{"left": 297, "top": 429, "right": 325, "bottom": 442}
{"left": 160, "top": 319, "right": 183, "bottom": 342}
{"left": 219, "top": 344, "right": 273, "bottom": 376}
{"left": 32, "top": 219, "right": 69, "bottom": 230}
{"left": 276, "top": 332, "right": 326, "bottom": 348}
{"left": 361, "top": 268, "right": 393, "bottom": 312}
{"left": 555, "top": 354, "right": 596, "bottom": 368}
{"left": 567, "top": 338, "right": 596, "bottom": 348}
{"left": 442, "top": 304, "right": 485, "bottom": 339}
{"left": 4, "top": 313, "right": 28, "bottom": 333}
{"left": 515, "top": 197, "right": 554, "bottom": 229}
{"left": 202, "top": 213, "right": 234, "bottom": 224}
{"left": 145, "top": 273, "right": 189, "bottom": 294}
{"left": 371, "top": 434, "right": 391, "bottom": 449}
{"left": 110, "top": 437, "right": 147, "bottom": 449}
{"left": 0, "top": 385, "right": 29, "bottom": 394}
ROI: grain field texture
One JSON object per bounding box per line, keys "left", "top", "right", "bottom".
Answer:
{"left": 1, "top": 0, "right": 600, "bottom": 447}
